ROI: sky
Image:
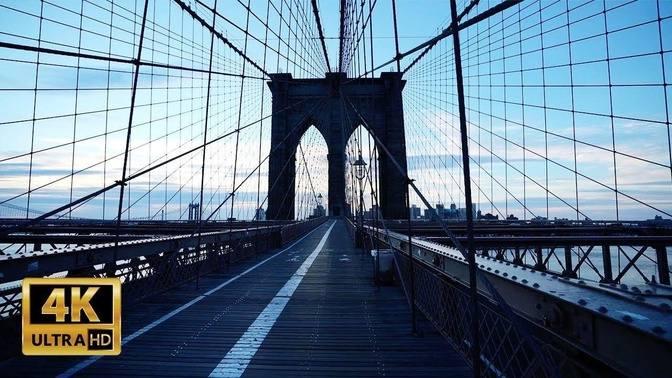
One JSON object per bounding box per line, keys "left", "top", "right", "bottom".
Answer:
{"left": 0, "top": 0, "right": 670, "bottom": 221}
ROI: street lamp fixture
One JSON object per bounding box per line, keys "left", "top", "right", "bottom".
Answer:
{"left": 353, "top": 154, "right": 367, "bottom": 181}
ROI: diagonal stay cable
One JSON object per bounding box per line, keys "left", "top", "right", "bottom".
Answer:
{"left": 346, "top": 0, "right": 522, "bottom": 82}
{"left": 298, "top": 143, "right": 320, "bottom": 207}
{"left": 311, "top": 0, "right": 332, "bottom": 72}
{"left": 342, "top": 91, "right": 557, "bottom": 377}
{"left": 0, "top": 98, "right": 314, "bottom": 236}
{"left": 171, "top": 0, "right": 270, "bottom": 78}
{"left": 198, "top": 98, "right": 328, "bottom": 225}
{"left": 0, "top": 41, "right": 266, "bottom": 80}
{"left": 402, "top": 0, "right": 480, "bottom": 74}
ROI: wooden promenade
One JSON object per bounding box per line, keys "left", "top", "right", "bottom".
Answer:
{"left": 2, "top": 220, "right": 470, "bottom": 377}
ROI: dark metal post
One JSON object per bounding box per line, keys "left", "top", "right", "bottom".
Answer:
{"left": 601, "top": 244, "right": 613, "bottom": 283}
{"left": 534, "top": 246, "right": 546, "bottom": 271}
{"left": 358, "top": 185, "right": 365, "bottom": 250}
{"left": 448, "top": 0, "right": 480, "bottom": 374}
{"left": 513, "top": 247, "right": 523, "bottom": 265}
{"left": 654, "top": 244, "right": 670, "bottom": 285}
{"left": 406, "top": 181, "right": 417, "bottom": 335}
{"left": 563, "top": 246, "right": 576, "bottom": 278}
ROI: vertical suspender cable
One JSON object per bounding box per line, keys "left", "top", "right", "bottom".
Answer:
{"left": 195, "top": 0, "right": 219, "bottom": 287}
{"left": 390, "top": 0, "right": 401, "bottom": 72}
{"left": 448, "top": 0, "right": 480, "bottom": 375}
{"left": 390, "top": 0, "right": 416, "bottom": 334}
{"left": 114, "top": 0, "right": 151, "bottom": 260}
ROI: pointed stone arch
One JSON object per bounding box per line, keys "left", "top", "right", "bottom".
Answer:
{"left": 267, "top": 72, "right": 408, "bottom": 220}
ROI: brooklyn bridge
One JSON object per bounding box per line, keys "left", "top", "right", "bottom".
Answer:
{"left": 0, "top": 0, "right": 671, "bottom": 376}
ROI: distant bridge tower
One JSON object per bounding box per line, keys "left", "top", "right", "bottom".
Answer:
{"left": 267, "top": 72, "right": 408, "bottom": 220}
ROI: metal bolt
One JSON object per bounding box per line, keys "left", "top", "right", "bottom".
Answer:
{"left": 623, "top": 315, "right": 633, "bottom": 323}
{"left": 522, "top": 279, "right": 528, "bottom": 284}
{"left": 578, "top": 299, "right": 587, "bottom": 305}
{"left": 598, "top": 306, "right": 608, "bottom": 313}
{"left": 512, "top": 276, "right": 517, "bottom": 280}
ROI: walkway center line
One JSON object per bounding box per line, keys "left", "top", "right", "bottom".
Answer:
{"left": 58, "top": 222, "right": 329, "bottom": 378}
{"left": 209, "top": 221, "right": 336, "bottom": 378}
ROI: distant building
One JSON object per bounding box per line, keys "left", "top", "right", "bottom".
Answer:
{"left": 507, "top": 214, "right": 518, "bottom": 221}
{"left": 478, "top": 210, "right": 498, "bottom": 220}
{"left": 645, "top": 215, "right": 672, "bottom": 226}
{"left": 436, "top": 203, "right": 446, "bottom": 219}
{"left": 188, "top": 203, "right": 200, "bottom": 221}
{"left": 410, "top": 205, "right": 421, "bottom": 219}
{"left": 255, "top": 207, "right": 266, "bottom": 221}
{"left": 423, "top": 208, "right": 433, "bottom": 220}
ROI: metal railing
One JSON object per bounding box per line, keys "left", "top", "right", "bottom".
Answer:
{"left": 377, "top": 220, "right": 672, "bottom": 287}
{"left": 0, "top": 217, "right": 326, "bottom": 359}
{"left": 362, "top": 225, "right": 672, "bottom": 378}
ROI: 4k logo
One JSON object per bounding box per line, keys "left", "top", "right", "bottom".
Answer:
{"left": 22, "top": 278, "right": 121, "bottom": 355}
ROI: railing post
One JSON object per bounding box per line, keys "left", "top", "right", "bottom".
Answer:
{"left": 513, "top": 247, "right": 523, "bottom": 265}
{"left": 654, "top": 244, "right": 670, "bottom": 285}
{"left": 563, "top": 246, "right": 577, "bottom": 278}
{"left": 601, "top": 244, "right": 613, "bottom": 283}
{"left": 406, "top": 181, "right": 418, "bottom": 335}
{"left": 534, "top": 246, "right": 546, "bottom": 271}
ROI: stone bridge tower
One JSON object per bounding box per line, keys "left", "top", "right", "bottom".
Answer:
{"left": 266, "top": 72, "right": 408, "bottom": 220}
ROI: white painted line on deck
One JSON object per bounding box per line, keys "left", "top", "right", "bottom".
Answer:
{"left": 208, "top": 221, "right": 336, "bottom": 378}
{"left": 58, "top": 223, "right": 329, "bottom": 378}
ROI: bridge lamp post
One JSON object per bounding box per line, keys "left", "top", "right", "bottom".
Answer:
{"left": 353, "top": 154, "right": 367, "bottom": 248}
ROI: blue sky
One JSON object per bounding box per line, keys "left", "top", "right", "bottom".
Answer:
{"left": 0, "top": 0, "right": 670, "bottom": 221}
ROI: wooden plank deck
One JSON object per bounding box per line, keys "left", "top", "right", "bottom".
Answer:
{"left": 1, "top": 219, "right": 470, "bottom": 377}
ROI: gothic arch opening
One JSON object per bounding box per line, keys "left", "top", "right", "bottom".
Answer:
{"left": 293, "top": 125, "right": 328, "bottom": 220}
{"left": 267, "top": 73, "right": 408, "bottom": 220}
{"left": 345, "top": 125, "right": 379, "bottom": 220}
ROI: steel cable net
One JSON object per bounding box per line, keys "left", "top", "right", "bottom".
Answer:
{"left": 0, "top": 0, "right": 329, "bottom": 331}
{"left": 398, "top": 0, "right": 672, "bottom": 289}
{"left": 0, "top": 0, "right": 670, "bottom": 375}
{"left": 0, "top": 0, "right": 328, "bottom": 226}
{"left": 403, "top": 0, "right": 672, "bottom": 222}
{"left": 340, "top": 0, "right": 671, "bottom": 376}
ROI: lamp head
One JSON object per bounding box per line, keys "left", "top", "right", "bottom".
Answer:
{"left": 353, "top": 154, "right": 367, "bottom": 181}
